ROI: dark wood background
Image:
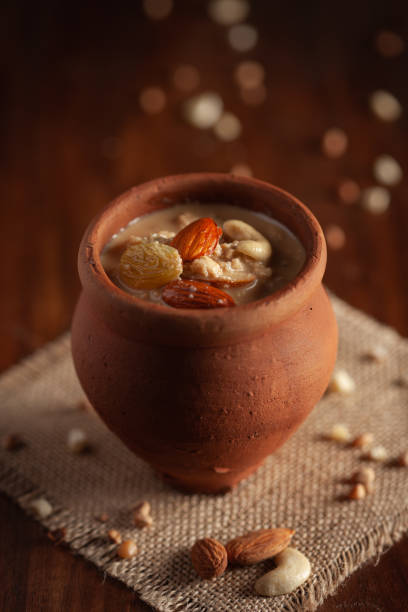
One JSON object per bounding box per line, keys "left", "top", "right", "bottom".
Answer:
{"left": 1, "top": 1, "right": 407, "bottom": 610}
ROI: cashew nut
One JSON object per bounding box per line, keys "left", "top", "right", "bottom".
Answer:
{"left": 223, "top": 219, "right": 272, "bottom": 262}
{"left": 254, "top": 547, "right": 311, "bottom": 596}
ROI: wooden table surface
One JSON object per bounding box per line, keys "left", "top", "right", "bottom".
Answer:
{"left": 1, "top": 1, "right": 407, "bottom": 610}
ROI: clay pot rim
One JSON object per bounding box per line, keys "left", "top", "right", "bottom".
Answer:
{"left": 78, "top": 173, "right": 326, "bottom": 345}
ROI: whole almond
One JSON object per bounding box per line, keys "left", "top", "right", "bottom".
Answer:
{"left": 191, "top": 537, "right": 228, "bottom": 579}
{"left": 171, "top": 218, "right": 222, "bottom": 261}
{"left": 162, "top": 279, "right": 235, "bottom": 309}
{"left": 226, "top": 528, "right": 295, "bottom": 566}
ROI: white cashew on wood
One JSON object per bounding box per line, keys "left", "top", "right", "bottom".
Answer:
{"left": 223, "top": 219, "right": 272, "bottom": 262}
{"left": 254, "top": 547, "right": 311, "bottom": 596}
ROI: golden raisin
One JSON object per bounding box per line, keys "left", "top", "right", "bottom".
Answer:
{"left": 119, "top": 241, "right": 183, "bottom": 290}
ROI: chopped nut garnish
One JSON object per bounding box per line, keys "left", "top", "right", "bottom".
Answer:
{"left": 328, "top": 369, "right": 356, "bottom": 395}
{"left": 133, "top": 501, "right": 153, "bottom": 528}
{"left": 108, "top": 529, "right": 122, "bottom": 544}
{"left": 352, "top": 433, "right": 374, "bottom": 449}
{"left": 348, "top": 484, "right": 366, "bottom": 500}
{"left": 366, "top": 445, "right": 388, "bottom": 462}
{"left": 117, "top": 539, "right": 138, "bottom": 559}
{"left": 2, "top": 433, "right": 25, "bottom": 451}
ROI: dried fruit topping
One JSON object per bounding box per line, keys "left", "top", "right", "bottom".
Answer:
{"left": 226, "top": 528, "right": 295, "bottom": 566}
{"left": 191, "top": 538, "right": 228, "bottom": 579}
{"left": 171, "top": 217, "right": 222, "bottom": 262}
{"left": 119, "top": 241, "right": 182, "bottom": 290}
{"left": 162, "top": 279, "right": 235, "bottom": 309}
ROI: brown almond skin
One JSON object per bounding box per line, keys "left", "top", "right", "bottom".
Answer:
{"left": 226, "top": 528, "right": 295, "bottom": 566}
{"left": 162, "top": 279, "right": 235, "bottom": 309}
{"left": 171, "top": 217, "right": 221, "bottom": 261}
{"left": 191, "top": 537, "right": 228, "bottom": 579}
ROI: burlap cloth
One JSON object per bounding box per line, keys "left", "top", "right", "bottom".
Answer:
{"left": 1, "top": 296, "right": 407, "bottom": 611}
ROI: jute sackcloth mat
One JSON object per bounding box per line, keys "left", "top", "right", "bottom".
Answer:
{"left": 0, "top": 295, "right": 407, "bottom": 611}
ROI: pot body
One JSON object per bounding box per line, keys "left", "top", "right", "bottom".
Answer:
{"left": 71, "top": 173, "right": 338, "bottom": 493}
{"left": 72, "top": 285, "right": 336, "bottom": 493}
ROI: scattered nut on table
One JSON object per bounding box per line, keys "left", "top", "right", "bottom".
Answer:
{"left": 28, "top": 497, "right": 53, "bottom": 519}
{"left": 108, "top": 529, "right": 122, "bottom": 544}
{"left": 254, "top": 547, "right": 311, "bottom": 596}
{"left": 348, "top": 483, "right": 367, "bottom": 500}
{"left": 366, "top": 445, "right": 388, "bottom": 462}
{"left": 191, "top": 537, "right": 228, "bottom": 579}
{"left": 133, "top": 501, "right": 153, "bottom": 528}
{"left": 351, "top": 466, "right": 375, "bottom": 490}
{"left": 328, "top": 369, "right": 356, "bottom": 395}
{"left": 117, "top": 539, "right": 138, "bottom": 559}
{"left": 352, "top": 432, "right": 374, "bottom": 449}
{"left": 327, "top": 423, "right": 351, "bottom": 443}
{"left": 226, "top": 528, "right": 295, "bottom": 566}
{"left": 67, "top": 428, "right": 90, "bottom": 453}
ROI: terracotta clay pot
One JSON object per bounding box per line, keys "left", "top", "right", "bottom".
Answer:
{"left": 72, "top": 173, "right": 338, "bottom": 494}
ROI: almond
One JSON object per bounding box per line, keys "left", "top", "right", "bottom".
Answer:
{"left": 191, "top": 537, "right": 228, "bottom": 579}
{"left": 171, "top": 217, "right": 222, "bottom": 261}
{"left": 226, "top": 528, "right": 295, "bottom": 566}
{"left": 162, "top": 279, "right": 235, "bottom": 309}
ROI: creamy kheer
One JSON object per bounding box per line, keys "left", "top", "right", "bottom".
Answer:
{"left": 101, "top": 203, "right": 306, "bottom": 307}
